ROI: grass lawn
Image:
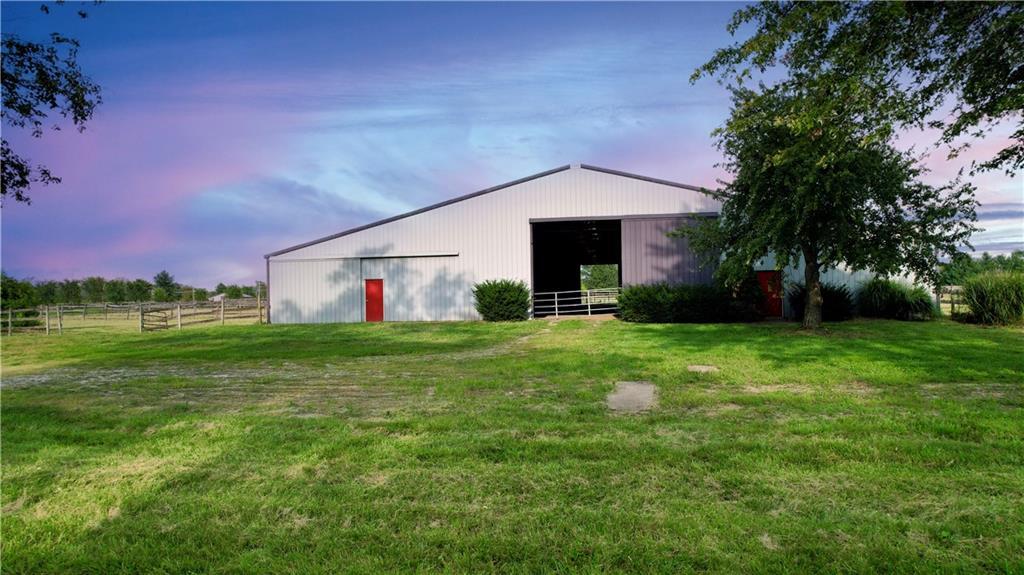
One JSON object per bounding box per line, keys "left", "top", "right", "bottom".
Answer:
{"left": 2, "top": 319, "right": 1022, "bottom": 573}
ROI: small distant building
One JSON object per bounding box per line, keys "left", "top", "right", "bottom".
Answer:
{"left": 208, "top": 293, "right": 226, "bottom": 303}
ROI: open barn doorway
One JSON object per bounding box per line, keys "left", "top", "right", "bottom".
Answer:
{"left": 531, "top": 219, "right": 621, "bottom": 317}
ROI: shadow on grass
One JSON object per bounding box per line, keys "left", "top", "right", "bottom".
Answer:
{"left": 5, "top": 321, "right": 543, "bottom": 373}
{"left": 589, "top": 319, "right": 1024, "bottom": 384}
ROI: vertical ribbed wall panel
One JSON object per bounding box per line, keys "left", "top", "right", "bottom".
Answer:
{"left": 269, "top": 259, "right": 361, "bottom": 323}
{"left": 621, "top": 216, "right": 715, "bottom": 286}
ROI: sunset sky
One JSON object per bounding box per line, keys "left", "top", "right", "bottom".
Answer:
{"left": 3, "top": 2, "right": 1021, "bottom": 287}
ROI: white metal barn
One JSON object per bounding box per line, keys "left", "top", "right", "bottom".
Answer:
{"left": 265, "top": 164, "right": 872, "bottom": 323}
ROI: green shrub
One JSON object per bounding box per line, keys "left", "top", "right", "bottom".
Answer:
{"left": 857, "top": 278, "right": 935, "bottom": 321}
{"left": 473, "top": 279, "right": 531, "bottom": 321}
{"left": 959, "top": 271, "right": 1024, "bottom": 325}
{"left": 617, "top": 283, "right": 674, "bottom": 322}
{"left": 787, "top": 282, "right": 855, "bottom": 322}
{"left": 618, "top": 283, "right": 761, "bottom": 323}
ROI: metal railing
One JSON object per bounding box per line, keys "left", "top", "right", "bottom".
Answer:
{"left": 532, "top": 288, "right": 621, "bottom": 318}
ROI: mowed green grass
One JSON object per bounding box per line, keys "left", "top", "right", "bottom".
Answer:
{"left": 2, "top": 319, "right": 1022, "bottom": 574}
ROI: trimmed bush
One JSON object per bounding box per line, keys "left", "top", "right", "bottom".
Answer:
{"left": 959, "top": 271, "right": 1024, "bottom": 325}
{"left": 473, "top": 279, "right": 531, "bottom": 321}
{"left": 857, "top": 278, "right": 936, "bottom": 321}
{"left": 787, "top": 282, "right": 855, "bottom": 322}
{"left": 618, "top": 283, "right": 761, "bottom": 323}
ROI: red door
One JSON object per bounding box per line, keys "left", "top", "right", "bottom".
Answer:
{"left": 365, "top": 279, "right": 383, "bottom": 322}
{"left": 756, "top": 271, "right": 783, "bottom": 318}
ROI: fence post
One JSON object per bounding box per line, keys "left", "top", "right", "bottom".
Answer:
{"left": 554, "top": 292, "right": 559, "bottom": 317}
{"left": 587, "top": 290, "right": 592, "bottom": 316}
{"left": 126, "top": 304, "right": 131, "bottom": 320}
{"left": 256, "top": 285, "right": 262, "bottom": 325}
{"left": 7, "top": 308, "right": 12, "bottom": 336}
{"left": 104, "top": 303, "right": 108, "bottom": 320}
{"left": 177, "top": 304, "right": 182, "bottom": 330}
{"left": 82, "top": 305, "right": 87, "bottom": 319}
{"left": 139, "top": 303, "right": 144, "bottom": 333}
{"left": 45, "top": 305, "right": 50, "bottom": 335}
{"left": 220, "top": 299, "right": 225, "bottom": 325}
{"left": 58, "top": 305, "right": 63, "bottom": 335}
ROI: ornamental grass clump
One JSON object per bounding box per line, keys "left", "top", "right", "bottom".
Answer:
{"left": 857, "top": 278, "right": 936, "bottom": 321}
{"left": 959, "top": 271, "right": 1024, "bottom": 325}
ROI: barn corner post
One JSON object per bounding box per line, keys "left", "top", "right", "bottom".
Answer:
{"left": 264, "top": 256, "right": 271, "bottom": 325}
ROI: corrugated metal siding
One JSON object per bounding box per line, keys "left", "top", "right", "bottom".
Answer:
{"left": 361, "top": 256, "right": 473, "bottom": 321}
{"left": 269, "top": 259, "right": 362, "bottom": 323}
{"left": 269, "top": 166, "right": 721, "bottom": 323}
{"left": 621, "top": 217, "right": 715, "bottom": 286}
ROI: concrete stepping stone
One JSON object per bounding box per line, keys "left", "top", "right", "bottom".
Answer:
{"left": 606, "top": 381, "right": 657, "bottom": 413}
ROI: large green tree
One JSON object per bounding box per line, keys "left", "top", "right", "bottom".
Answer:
{"left": 104, "top": 278, "right": 127, "bottom": 303}
{"left": 126, "top": 279, "right": 152, "bottom": 302}
{"left": 1, "top": 3, "right": 103, "bottom": 204}
{"left": 58, "top": 278, "right": 81, "bottom": 304}
{"left": 153, "top": 270, "right": 178, "bottom": 301}
{"left": 80, "top": 276, "right": 106, "bottom": 303}
{"left": 1, "top": 273, "right": 39, "bottom": 309}
{"left": 694, "top": 2, "right": 1023, "bottom": 174}
{"left": 679, "top": 86, "right": 977, "bottom": 328}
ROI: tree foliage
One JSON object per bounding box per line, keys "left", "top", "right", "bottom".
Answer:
{"left": 104, "top": 279, "right": 127, "bottom": 303}
{"left": 1, "top": 3, "right": 103, "bottom": 204}
{"left": 939, "top": 250, "right": 1024, "bottom": 285}
{"left": 153, "top": 270, "right": 178, "bottom": 300}
{"left": 58, "top": 278, "right": 81, "bottom": 304}
{"left": 677, "top": 86, "right": 977, "bottom": 328}
{"left": 126, "top": 279, "right": 152, "bottom": 302}
{"left": 80, "top": 276, "right": 106, "bottom": 303}
{"left": 1, "top": 273, "right": 40, "bottom": 309}
{"left": 580, "top": 264, "right": 619, "bottom": 290}
{"left": 694, "top": 2, "right": 1023, "bottom": 174}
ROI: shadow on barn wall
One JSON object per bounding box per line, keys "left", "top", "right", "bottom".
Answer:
{"left": 274, "top": 243, "right": 473, "bottom": 323}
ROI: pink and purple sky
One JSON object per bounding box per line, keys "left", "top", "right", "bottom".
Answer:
{"left": 2, "top": 2, "right": 1021, "bottom": 287}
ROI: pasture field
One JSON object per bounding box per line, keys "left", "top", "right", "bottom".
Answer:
{"left": 2, "top": 319, "right": 1022, "bottom": 573}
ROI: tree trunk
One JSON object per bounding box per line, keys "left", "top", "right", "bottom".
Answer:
{"left": 802, "top": 246, "right": 823, "bottom": 329}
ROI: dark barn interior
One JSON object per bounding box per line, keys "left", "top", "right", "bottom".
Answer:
{"left": 531, "top": 219, "right": 621, "bottom": 315}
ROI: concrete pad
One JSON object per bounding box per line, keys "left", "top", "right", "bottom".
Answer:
{"left": 687, "top": 365, "right": 720, "bottom": 373}
{"left": 607, "top": 381, "right": 657, "bottom": 413}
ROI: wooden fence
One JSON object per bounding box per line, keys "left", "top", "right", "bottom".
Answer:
{"left": 139, "top": 299, "right": 265, "bottom": 332}
{"left": 0, "top": 299, "right": 266, "bottom": 336}
{"left": 936, "top": 285, "right": 963, "bottom": 316}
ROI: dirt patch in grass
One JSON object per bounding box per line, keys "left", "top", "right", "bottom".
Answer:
{"left": 741, "top": 383, "right": 818, "bottom": 395}
{"left": 688, "top": 365, "right": 720, "bottom": 373}
{"left": 705, "top": 402, "right": 743, "bottom": 416}
{"left": 2, "top": 492, "right": 28, "bottom": 514}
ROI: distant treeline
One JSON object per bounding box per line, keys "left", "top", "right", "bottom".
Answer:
{"left": 938, "top": 251, "right": 1024, "bottom": 286}
{"left": 1, "top": 269, "right": 265, "bottom": 309}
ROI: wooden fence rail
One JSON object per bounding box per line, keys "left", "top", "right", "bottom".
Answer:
{"left": 1, "top": 299, "right": 266, "bottom": 336}
{"left": 936, "top": 285, "right": 963, "bottom": 316}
